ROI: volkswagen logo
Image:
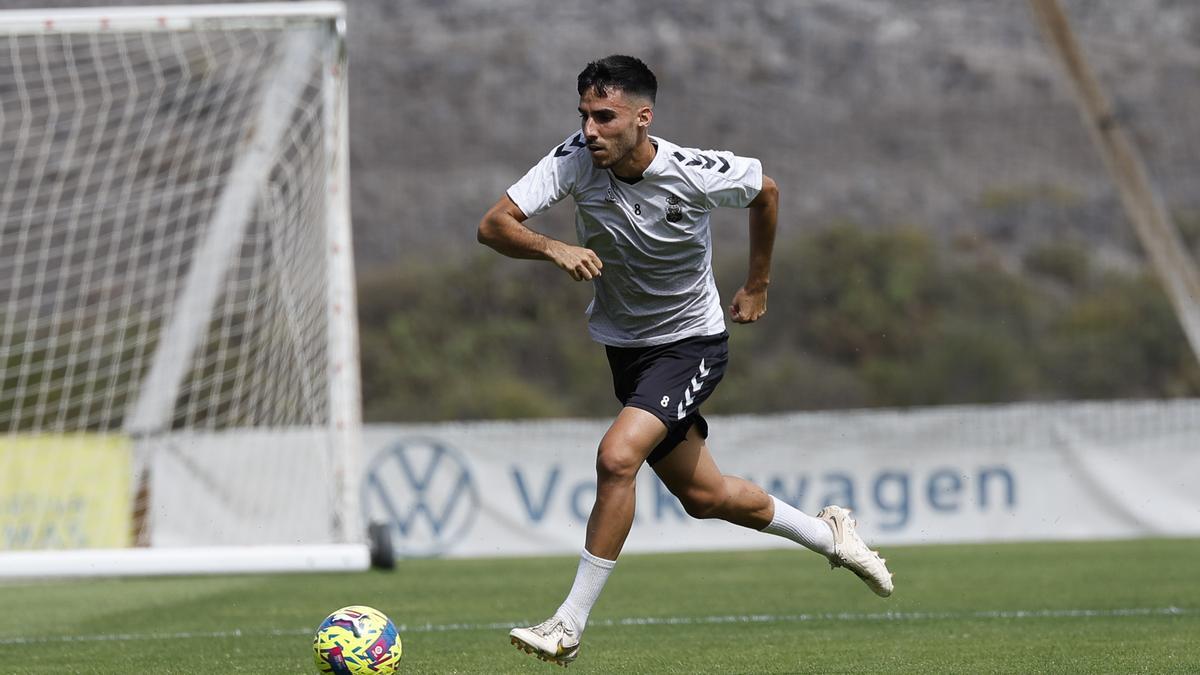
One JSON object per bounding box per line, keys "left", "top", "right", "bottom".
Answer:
{"left": 362, "top": 437, "right": 478, "bottom": 557}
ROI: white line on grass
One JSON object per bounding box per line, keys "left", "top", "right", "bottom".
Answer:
{"left": 0, "top": 607, "right": 1192, "bottom": 646}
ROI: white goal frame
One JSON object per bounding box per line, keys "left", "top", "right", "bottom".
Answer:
{"left": 0, "top": 2, "right": 367, "bottom": 577}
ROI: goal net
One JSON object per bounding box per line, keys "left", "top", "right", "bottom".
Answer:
{"left": 0, "top": 2, "right": 365, "bottom": 575}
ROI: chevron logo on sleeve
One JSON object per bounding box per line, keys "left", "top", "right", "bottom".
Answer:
{"left": 671, "top": 151, "right": 730, "bottom": 173}
{"left": 554, "top": 133, "right": 587, "bottom": 157}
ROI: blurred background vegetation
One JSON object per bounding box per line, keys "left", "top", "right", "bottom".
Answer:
{"left": 359, "top": 216, "right": 1200, "bottom": 422}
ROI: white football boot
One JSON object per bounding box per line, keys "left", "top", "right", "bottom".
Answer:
{"left": 509, "top": 615, "right": 581, "bottom": 667}
{"left": 817, "top": 505, "right": 894, "bottom": 597}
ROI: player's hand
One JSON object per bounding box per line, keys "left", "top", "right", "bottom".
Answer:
{"left": 547, "top": 241, "right": 603, "bottom": 281}
{"left": 730, "top": 286, "right": 767, "bottom": 323}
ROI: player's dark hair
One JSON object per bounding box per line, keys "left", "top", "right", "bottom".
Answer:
{"left": 577, "top": 55, "right": 657, "bottom": 104}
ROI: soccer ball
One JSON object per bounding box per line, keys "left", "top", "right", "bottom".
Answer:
{"left": 313, "top": 605, "right": 403, "bottom": 674}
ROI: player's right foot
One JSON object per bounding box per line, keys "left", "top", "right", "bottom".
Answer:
{"left": 817, "top": 505, "right": 894, "bottom": 597}
{"left": 509, "top": 615, "right": 580, "bottom": 667}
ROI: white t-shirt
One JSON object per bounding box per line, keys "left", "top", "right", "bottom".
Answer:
{"left": 507, "top": 133, "right": 762, "bottom": 347}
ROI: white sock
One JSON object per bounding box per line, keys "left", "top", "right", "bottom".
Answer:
{"left": 760, "top": 495, "right": 835, "bottom": 555}
{"left": 555, "top": 548, "right": 616, "bottom": 634}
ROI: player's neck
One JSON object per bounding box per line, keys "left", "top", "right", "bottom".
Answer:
{"left": 611, "top": 137, "right": 656, "bottom": 182}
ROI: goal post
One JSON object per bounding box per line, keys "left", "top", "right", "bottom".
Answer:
{"left": 0, "top": 3, "right": 368, "bottom": 576}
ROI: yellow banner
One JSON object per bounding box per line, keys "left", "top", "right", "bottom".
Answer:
{"left": 1, "top": 434, "right": 132, "bottom": 550}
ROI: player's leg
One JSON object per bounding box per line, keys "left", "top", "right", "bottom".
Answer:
{"left": 585, "top": 406, "right": 667, "bottom": 558}
{"left": 648, "top": 423, "right": 772, "bottom": 527}
{"left": 651, "top": 424, "right": 830, "bottom": 547}
{"left": 510, "top": 406, "right": 665, "bottom": 666}
{"left": 652, "top": 424, "right": 894, "bottom": 598}
{"left": 558, "top": 407, "right": 663, "bottom": 633}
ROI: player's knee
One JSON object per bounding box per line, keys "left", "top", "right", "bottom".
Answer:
{"left": 595, "top": 443, "right": 641, "bottom": 483}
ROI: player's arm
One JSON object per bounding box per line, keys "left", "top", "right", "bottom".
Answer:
{"left": 729, "top": 174, "right": 778, "bottom": 324}
{"left": 477, "top": 194, "right": 603, "bottom": 281}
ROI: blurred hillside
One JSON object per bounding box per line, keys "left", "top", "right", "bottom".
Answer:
{"left": 7, "top": 0, "right": 1199, "bottom": 269}
{"left": 350, "top": 0, "right": 1200, "bottom": 271}
{"left": 349, "top": 0, "right": 1200, "bottom": 419}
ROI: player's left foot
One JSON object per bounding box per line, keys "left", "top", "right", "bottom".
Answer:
{"left": 818, "top": 505, "right": 894, "bottom": 597}
{"left": 510, "top": 615, "right": 580, "bottom": 667}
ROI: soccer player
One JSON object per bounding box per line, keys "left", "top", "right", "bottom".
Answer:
{"left": 478, "top": 55, "right": 893, "bottom": 667}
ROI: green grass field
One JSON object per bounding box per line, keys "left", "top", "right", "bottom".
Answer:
{"left": 0, "top": 539, "right": 1197, "bottom": 674}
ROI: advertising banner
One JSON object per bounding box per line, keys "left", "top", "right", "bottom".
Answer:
{"left": 0, "top": 434, "right": 132, "bottom": 550}
{"left": 360, "top": 400, "right": 1200, "bottom": 558}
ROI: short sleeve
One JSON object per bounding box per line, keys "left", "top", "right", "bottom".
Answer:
{"left": 704, "top": 151, "right": 762, "bottom": 210}
{"left": 506, "top": 133, "right": 585, "bottom": 218}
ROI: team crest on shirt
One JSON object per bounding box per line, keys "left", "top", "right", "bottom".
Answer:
{"left": 605, "top": 187, "right": 618, "bottom": 202}
{"left": 665, "top": 195, "right": 684, "bottom": 223}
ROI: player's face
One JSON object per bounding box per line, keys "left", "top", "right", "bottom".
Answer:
{"left": 578, "top": 87, "right": 650, "bottom": 171}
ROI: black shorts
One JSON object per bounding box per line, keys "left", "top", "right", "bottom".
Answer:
{"left": 605, "top": 332, "right": 729, "bottom": 465}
